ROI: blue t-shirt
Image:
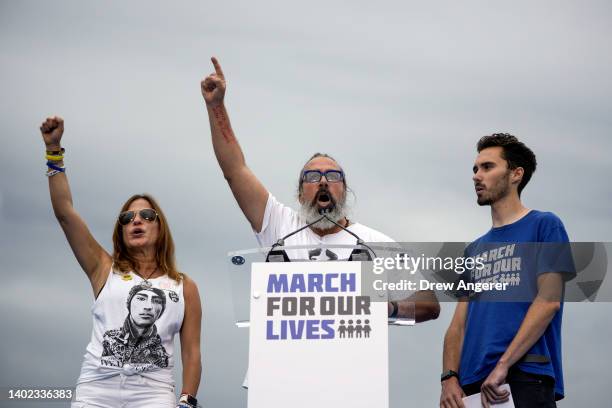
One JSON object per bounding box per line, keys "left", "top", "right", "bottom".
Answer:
{"left": 459, "top": 210, "right": 574, "bottom": 400}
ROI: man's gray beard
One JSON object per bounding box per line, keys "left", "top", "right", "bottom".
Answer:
{"left": 299, "top": 199, "right": 348, "bottom": 231}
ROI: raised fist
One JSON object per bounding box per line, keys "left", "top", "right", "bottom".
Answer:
{"left": 40, "top": 116, "right": 64, "bottom": 150}
{"left": 201, "top": 56, "right": 226, "bottom": 107}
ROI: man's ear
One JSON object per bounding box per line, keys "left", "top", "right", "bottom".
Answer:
{"left": 511, "top": 167, "right": 524, "bottom": 185}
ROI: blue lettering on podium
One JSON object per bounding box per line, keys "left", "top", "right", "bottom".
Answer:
{"left": 267, "top": 320, "right": 336, "bottom": 340}
{"left": 267, "top": 273, "right": 356, "bottom": 293}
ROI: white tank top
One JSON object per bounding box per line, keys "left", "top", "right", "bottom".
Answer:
{"left": 77, "top": 267, "right": 185, "bottom": 385}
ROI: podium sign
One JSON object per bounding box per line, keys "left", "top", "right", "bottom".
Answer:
{"left": 247, "top": 261, "right": 388, "bottom": 408}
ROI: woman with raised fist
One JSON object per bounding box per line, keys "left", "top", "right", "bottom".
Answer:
{"left": 40, "top": 116, "right": 201, "bottom": 408}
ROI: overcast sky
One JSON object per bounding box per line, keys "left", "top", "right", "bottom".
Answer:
{"left": 1, "top": 1, "right": 611, "bottom": 407}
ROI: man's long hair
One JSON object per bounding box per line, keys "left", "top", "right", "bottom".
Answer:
{"left": 112, "top": 194, "right": 181, "bottom": 282}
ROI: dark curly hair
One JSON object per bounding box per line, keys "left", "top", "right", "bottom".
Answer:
{"left": 477, "top": 133, "right": 537, "bottom": 196}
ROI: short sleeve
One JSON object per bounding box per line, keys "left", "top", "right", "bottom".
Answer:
{"left": 254, "top": 194, "right": 296, "bottom": 248}
{"left": 537, "top": 214, "right": 576, "bottom": 280}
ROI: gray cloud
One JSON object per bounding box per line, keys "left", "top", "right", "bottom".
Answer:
{"left": 1, "top": 1, "right": 611, "bottom": 407}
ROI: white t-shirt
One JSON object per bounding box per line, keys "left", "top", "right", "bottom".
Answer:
{"left": 255, "top": 194, "right": 394, "bottom": 260}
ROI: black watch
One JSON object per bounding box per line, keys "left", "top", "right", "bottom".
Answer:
{"left": 440, "top": 370, "right": 459, "bottom": 382}
{"left": 179, "top": 393, "right": 198, "bottom": 407}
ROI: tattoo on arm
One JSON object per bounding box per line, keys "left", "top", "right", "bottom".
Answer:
{"left": 212, "top": 105, "right": 236, "bottom": 144}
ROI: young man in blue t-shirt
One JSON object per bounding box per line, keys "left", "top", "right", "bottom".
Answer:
{"left": 439, "top": 134, "right": 574, "bottom": 408}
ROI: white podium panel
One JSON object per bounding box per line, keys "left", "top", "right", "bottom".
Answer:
{"left": 248, "top": 261, "right": 388, "bottom": 408}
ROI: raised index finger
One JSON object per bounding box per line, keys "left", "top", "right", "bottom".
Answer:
{"left": 211, "top": 56, "right": 225, "bottom": 79}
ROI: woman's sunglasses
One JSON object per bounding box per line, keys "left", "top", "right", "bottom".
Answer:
{"left": 118, "top": 209, "right": 158, "bottom": 225}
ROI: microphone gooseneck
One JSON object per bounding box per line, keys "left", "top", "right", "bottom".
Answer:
{"left": 319, "top": 214, "right": 377, "bottom": 258}
{"left": 269, "top": 214, "right": 326, "bottom": 252}
{"left": 265, "top": 208, "right": 377, "bottom": 261}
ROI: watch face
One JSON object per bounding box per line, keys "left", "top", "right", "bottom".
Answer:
{"left": 180, "top": 394, "right": 196, "bottom": 404}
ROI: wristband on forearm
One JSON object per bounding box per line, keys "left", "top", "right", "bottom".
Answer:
{"left": 177, "top": 393, "right": 198, "bottom": 408}
{"left": 440, "top": 370, "right": 459, "bottom": 382}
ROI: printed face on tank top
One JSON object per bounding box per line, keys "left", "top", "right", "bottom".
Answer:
{"left": 129, "top": 289, "right": 164, "bottom": 327}
{"left": 100, "top": 282, "right": 171, "bottom": 371}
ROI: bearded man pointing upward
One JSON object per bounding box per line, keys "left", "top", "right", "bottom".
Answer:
{"left": 200, "top": 56, "right": 439, "bottom": 319}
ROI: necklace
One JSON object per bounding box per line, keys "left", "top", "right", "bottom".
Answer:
{"left": 136, "top": 266, "right": 158, "bottom": 288}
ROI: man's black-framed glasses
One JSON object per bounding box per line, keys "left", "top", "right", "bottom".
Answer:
{"left": 302, "top": 170, "right": 344, "bottom": 183}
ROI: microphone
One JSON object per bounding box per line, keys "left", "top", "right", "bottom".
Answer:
{"left": 265, "top": 215, "right": 325, "bottom": 262}
{"left": 265, "top": 208, "right": 377, "bottom": 262}
{"left": 318, "top": 213, "right": 377, "bottom": 262}
{"left": 318, "top": 205, "right": 334, "bottom": 215}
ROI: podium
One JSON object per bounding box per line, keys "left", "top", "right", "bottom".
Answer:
{"left": 227, "top": 244, "right": 416, "bottom": 408}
